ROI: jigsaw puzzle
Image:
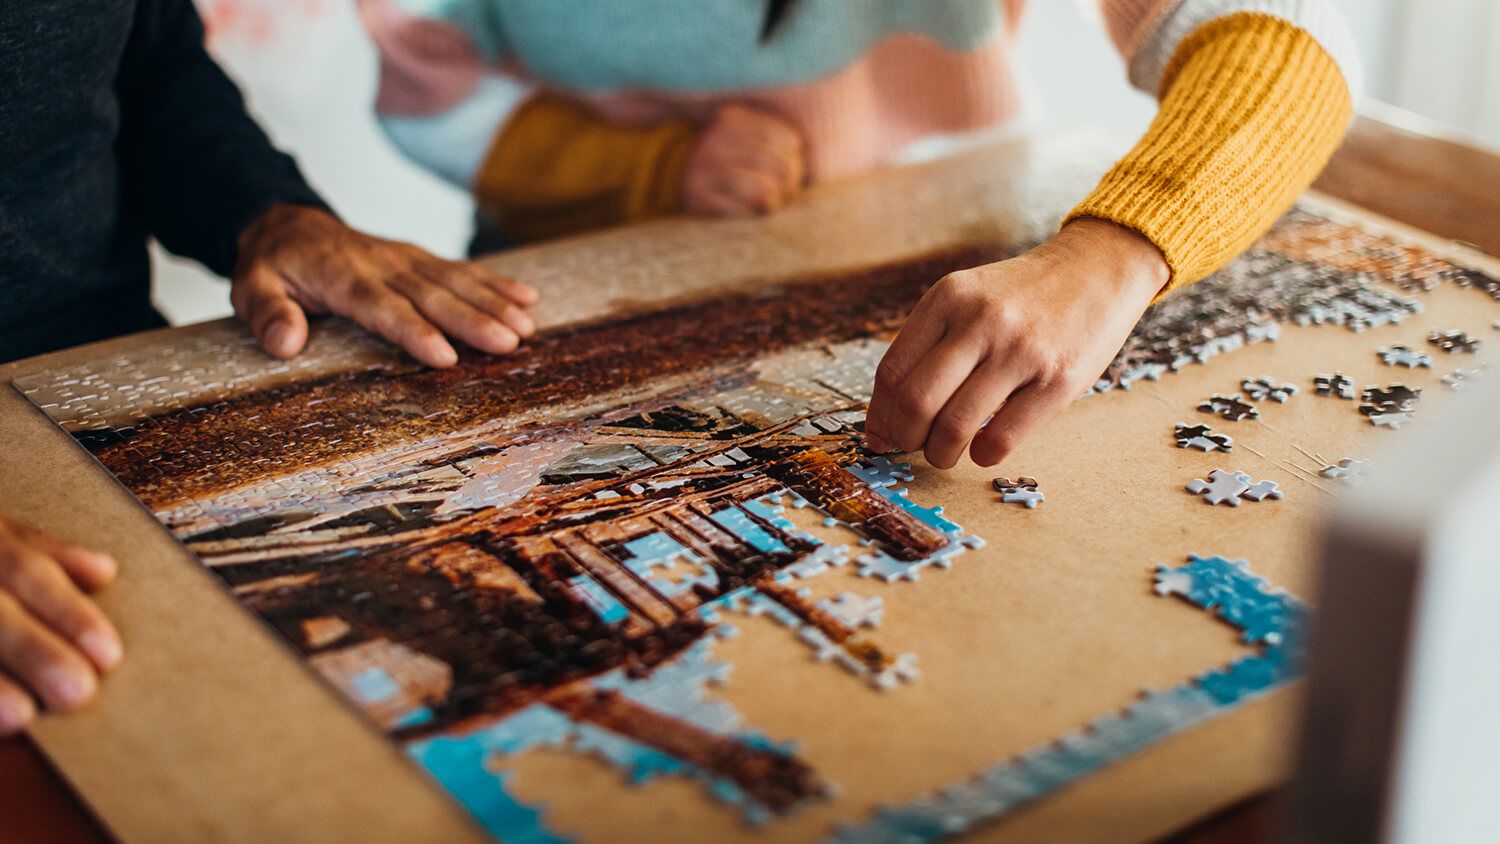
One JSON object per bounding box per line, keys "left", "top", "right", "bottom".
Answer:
{"left": 1197, "top": 395, "right": 1260, "bottom": 422}
{"left": 1313, "top": 372, "right": 1357, "bottom": 400}
{"left": 1376, "top": 344, "right": 1432, "bottom": 369}
{"left": 1428, "top": 329, "right": 1481, "bottom": 354}
{"left": 991, "top": 477, "right": 1044, "bottom": 509}
{"left": 1360, "top": 383, "right": 1422, "bottom": 429}
{"left": 12, "top": 206, "right": 1500, "bottom": 841}
{"left": 1173, "top": 422, "right": 1233, "bottom": 453}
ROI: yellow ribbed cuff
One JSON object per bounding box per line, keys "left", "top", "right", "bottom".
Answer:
{"left": 474, "top": 95, "right": 700, "bottom": 243}
{"left": 1067, "top": 13, "right": 1354, "bottom": 295}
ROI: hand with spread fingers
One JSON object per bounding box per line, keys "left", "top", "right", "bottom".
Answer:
{"left": 0, "top": 515, "right": 122, "bottom": 736}
{"left": 232, "top": 204, "right": 541, "bottom": 368}
{"left": 863, "top": 218, "right": 1170, "bottom": 469}
{"left": 682, "top": 103, "right": 806, "bottom": 217}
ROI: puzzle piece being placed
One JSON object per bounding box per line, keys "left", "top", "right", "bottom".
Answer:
{"left": 1319, "top": 458, "right": 1372, "bottom": 486}
{"left": 1173, "top": 423, "right": 1233, "bottom": 453}
{"left": 991, "top": 476, "right": 1044, "bottom": 508}
{"left": 1428, "top": 329, "right": 1481, "bottom": 354}
{"left": 1185, "top": 469, "right": 1282, "bottom": 506}
{"left": 1197, "top": 395, "right": 1259, "bottom": 422}
{"left": 1313, "top": 372, "right": 1356, "bottom": 400}
{"left": 1377, "top": 344, "right": 1432, "bottom": 368}
{"left": 1239, "top": 376, "right": 1298, "bottom": 403}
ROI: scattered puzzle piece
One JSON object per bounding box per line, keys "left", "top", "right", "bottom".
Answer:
{"left": 1239, "top": 376, "right": 1298, "bottom": 402}
{"left": 1360, "top": 383, "right": 1421, "bottom": 428}
{"left": 1185, "top": 469, "right": 1282, "bottom": 506}
{"left": 1428, "top": 329, "right": 1481, "bottom": 354}
{"left": 1442, "top": 366, "right": 1490, "bottom": 391}
{"left": 992, "top": 476, "right": 1044, "bottom": 508}
{"left": 1197, "top": 394, "right": 1259, "bottom": 421}
{"left": 1185, "top": 469, "right": 1251, "bottom": 506}
{"left": 1319, "top": 458, "right": 1371, "bottom": 486}
{"left": 1313, "top": 372, "right": 1356, "bottom": 400}
{"left": 1173, "top": 423, "right": 1233, "bottom": 452}
{"left": 1376, "top": 344, "right": 1432, "bottom": 368}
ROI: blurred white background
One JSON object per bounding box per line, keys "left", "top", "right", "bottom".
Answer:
{"left": 155, "top": 0, "right": 1498, "bottom": 325}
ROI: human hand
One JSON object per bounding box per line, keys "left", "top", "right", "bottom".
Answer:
{"left": 863, "top": 218, "right": 1170, "bottom": 469}
{"left": 0, "top": 516, "right": 121, "bottom": 735}
{"left": 682, "top": 103, "right": 806, "bottom": 216}
{"left": 233, "top": 205, "right": 541, "bottom": 368}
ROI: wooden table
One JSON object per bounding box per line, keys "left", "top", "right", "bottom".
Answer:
{"left": 3, "top": 109, "right": 1497, "bottom": 844}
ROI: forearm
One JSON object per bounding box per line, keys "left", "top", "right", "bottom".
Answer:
{"left": 115, "top": 0, "right": 330, "bottom": 276}
{"left": 1068, "top": 12, "right": 1354, "bottom": 293}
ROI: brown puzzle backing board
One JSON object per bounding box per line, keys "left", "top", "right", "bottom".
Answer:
{"left": 4, "top": 133, "right": 1499, "bottom": 843}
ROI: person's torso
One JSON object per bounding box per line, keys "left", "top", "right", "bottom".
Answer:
{"left": 489, "top": 0, "right": 1029, "bottom": 180}
{"left": 0, "top": 0, "right": 160, "bottom": 362}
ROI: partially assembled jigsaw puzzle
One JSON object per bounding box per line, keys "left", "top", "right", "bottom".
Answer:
{"left": 13, "top": 205, "right": 1500, "bottom": 842}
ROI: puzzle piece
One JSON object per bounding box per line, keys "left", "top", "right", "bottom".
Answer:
{"left": 1319, "top": 458, "right": 1371, "bottom": 485}
{"left": 1185, "top": 469, "right": 1282, "bottom": 506}
{"left": 1377, "top": 344, "right": 1433, "bottom": 368}
{"left": 992, "top": 476, "right": 1045, "bottom": 508}
{"left": 1441, "top": 366, "right": 1489, "bottom": 391}
{"left": 1173, "top": 423, "right": 1233, "bottom": 453}
{"left": 1360, "top": 383, "right": 1421, "bottom": 428}
{"left": 1239, "top": 376, "right": 1298, "bottom": 402}
{"left": 1196, "top": 395, "right": 1259, "bottom": 422}
{"left": 1428, "top": 329, "right": 1481, "bottom": 354}
{"left": 1313, "top": 372, "right": 1356, "bottom": 400}
{"left": 816, "top": 592, "right": 884, "bottom": 629}
{"left": 1185, "top": 469, "right": 1251, "bottom": 506}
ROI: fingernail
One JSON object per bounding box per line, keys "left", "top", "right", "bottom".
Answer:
{"left": 79, "top": 629, "right": 123, "bottom": 671}
{"left": 43, "top": 666, "right": 93, "bottom": 710}
{"left": 0, "top": 695, "right": 34, "bottom": 734}
{"left": 865, "top": 433, "right": 891, "bottom": 453}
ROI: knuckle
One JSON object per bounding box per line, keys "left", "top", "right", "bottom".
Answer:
{"left": 873, "top": 359, "right": 906, "bottom": 392}
{"left": 930, "top": 414, "right": 969, "bottom": 445}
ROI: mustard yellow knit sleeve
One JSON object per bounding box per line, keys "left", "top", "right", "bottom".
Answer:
{"left": 1067, "top": 13, "right": 1353, "bottom": 293}
{"left": 473, "top": 95, "right": 699, "bottom": 243}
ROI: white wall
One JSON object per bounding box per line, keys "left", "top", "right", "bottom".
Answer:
{"left": 154, "top": 0, "right": 1479, "bottom": 325}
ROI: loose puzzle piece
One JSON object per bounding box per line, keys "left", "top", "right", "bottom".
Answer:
{"left": 1196, "top": 394, "right": 1259, "bottom": 422}
{"left": 1441, "top": 366, "right": 1489, "bottom": 391}
{"left": 1313, "top": 372, "right": 1356, "bottom": 400}
{"left": 1173, "top": 423, "right": 1233, "bottom": 453}
{"left": 1360, "top": 383, "right": 1422, "bottom": 428}
{"left": 991, "top": 476, "right": 1044, "bottom": 508}
{"left": 1428, "top": 328, "right": 1481, "bottom": 354}
{"left": 1376, "top": 344, "right": 1432, "bottom": 368}
{"left": 1239, "top": 375, "right": 1298, "bottom": 402}
{"left": 1319, "top": 458, "right": 1372, "bottom": 486}
{"left": 1185, "top": 469, "right": 1281, "bottom": 506}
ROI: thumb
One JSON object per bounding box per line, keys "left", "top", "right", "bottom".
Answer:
{"left": 233, "top": 265, "right": 309, "bottom": 359}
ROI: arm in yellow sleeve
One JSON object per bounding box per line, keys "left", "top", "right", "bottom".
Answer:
{"left": 474, "top": 95, "right": 699, "bottom": 243}
{"left": 1067, "top": 13, "right": 1354, "bottom": 294}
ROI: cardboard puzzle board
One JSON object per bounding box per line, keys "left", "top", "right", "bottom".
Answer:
{"left": 4, "top": 133, "right": 1499, "bottom": 844}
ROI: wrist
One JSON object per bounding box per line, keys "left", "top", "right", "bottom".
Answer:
{"left": 1052, "top": 217, "right": 1171, "bottom": 302}
{"left": 237, "top": 203, "right": 336, "bottom": 260}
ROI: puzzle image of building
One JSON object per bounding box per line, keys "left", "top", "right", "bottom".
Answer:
{"left": 15, "top": 207, "right": 1498, "bottom": 841}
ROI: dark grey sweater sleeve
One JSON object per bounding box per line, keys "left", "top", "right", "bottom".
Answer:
{"left": 113, "top": 0, "right": 333, "bottom": 277}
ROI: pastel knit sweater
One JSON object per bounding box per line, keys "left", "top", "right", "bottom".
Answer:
{"left": 364, "top": 0, "right": 1359, "bottom": 290}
